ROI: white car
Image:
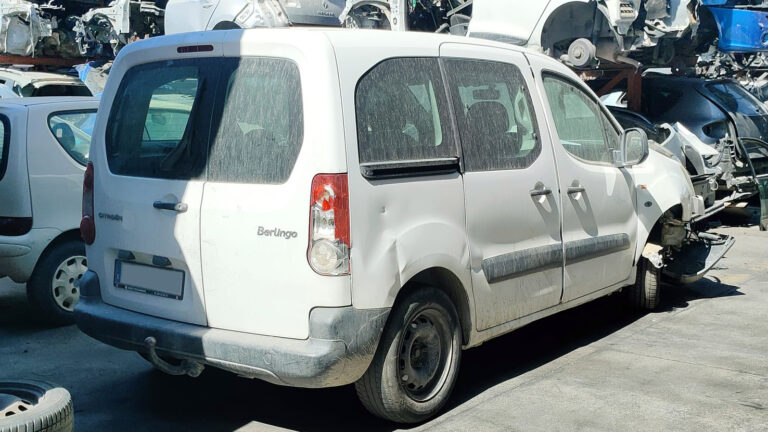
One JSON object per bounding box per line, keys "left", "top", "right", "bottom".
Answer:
{"left": 164, "top": 0, "right": 346, "bottom": 34}
{"left": 74, "top": 29, "right": 732, "bottom": 423}
{"left": 0, "top": 97, "right": 99, "bottom": 324}
{"left": 467, "top": 0, "right": 705, "bottom": 67}
{"left": 0, "top": 68, "right": 92, "bottom": 98}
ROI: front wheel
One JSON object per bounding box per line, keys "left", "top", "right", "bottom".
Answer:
{"left": 355, "top": 287, "right": 462, "bottom": 424}
{"left": 626, "top": 257, "right": 661, "bottom": 311}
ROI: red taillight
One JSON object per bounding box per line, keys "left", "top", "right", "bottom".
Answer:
{"left": 308, "top": 174, "right": 350, "bottom": 275}
{"left": 80, "top": 162, "right": 95, "bottom": 245}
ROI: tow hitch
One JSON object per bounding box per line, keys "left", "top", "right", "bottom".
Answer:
{"left": 143, "top": 336, "right": 205, "bottom": 378}
{"left": 663, "top": 233, "right": 735, "bottom": 284}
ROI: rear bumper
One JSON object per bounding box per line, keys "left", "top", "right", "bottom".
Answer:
{"left": 74, "top": 271, "right": 389, "bottom": 388}
{"left": 0, "top": 228, "right": 60, "bottom": 282}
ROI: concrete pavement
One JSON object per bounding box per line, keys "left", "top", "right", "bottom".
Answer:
{"left": 1, "top": 223, "right": 766, "bottom": 431}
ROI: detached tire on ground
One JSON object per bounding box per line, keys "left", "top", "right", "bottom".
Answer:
{"left": 27, "top": 240, "right": 87, "bottom": 326}
{"left": 0, "top": 380, "right": 73, "bottom": 432}
{"left": 626, "top": 257, "right": 661, "bottom": 311}
{"left": 355, "top": 287, "right": 462, "bottom": 424}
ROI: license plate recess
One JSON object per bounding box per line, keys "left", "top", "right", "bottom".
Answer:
{"left": 114, "top": 260, "right": 185, "bottom": 300}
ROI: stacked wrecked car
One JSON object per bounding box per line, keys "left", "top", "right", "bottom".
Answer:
{"left": 0, "top": 0, "right": 164, "bottom": 58}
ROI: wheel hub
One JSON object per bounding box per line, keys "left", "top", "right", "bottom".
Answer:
{"left": 51, "top": 255, "right": 87, "bottom": 312}
{"left": 398, "top": 310, "right": 451, "bottom": 401}
{"left": 0, "top": 393, "right": 33, "bottom": 417}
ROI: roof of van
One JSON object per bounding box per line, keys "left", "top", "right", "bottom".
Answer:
{"left": 0, "top": 96, "right": 99, "bottom": 107}
{"left": 118, "top": 27, "right": 554, "bottom": 63}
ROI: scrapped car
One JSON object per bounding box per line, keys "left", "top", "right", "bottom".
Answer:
{"left": 0, "top": 0, "right": 54, "bottom": 57}
{"left": 341, "top": 1, "right": 716, "bottom": 67}
{"left": 0, "top": 68, "right": 92, "bottom": 98}
{"left": 164, "top": 0, "right": 346, "bottom": 34}
{"left": 70, "top": 0, "right": 165, "bottom": 58}
{"left": 0, "top": 97, "right": 98, "bottom": 325}
{"left": 701, "top": 0, "right": 768, "bottom": 52}
{"left": 74, "top": 28, "right": 732, "bottom": 423}
{"left": 641, "top": 74, "right": 768, "bottom": 196}
{"left": 0, "top": 0, "right": 165, "bottom": 59}
{"left": 609, "top": 106, "right": 727, "bottom": 218}
{"left": 465, "top": 0, "right": 719, "bottom": 68}
{"left": 339, "top": 0, "right": 471, "bottom": 33}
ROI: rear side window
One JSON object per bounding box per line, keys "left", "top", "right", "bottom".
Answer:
{"left": 443, "top": 59, "right": 540, "bottom": 171}
{"left": 0, "top": 115, "right": 8, "bottom": 181}
{"left": 48, "top": 110, "right": 97, "bottom": 166}
{"left": 106, "top": 57, "right": 303, "bottom": 183}
{"left": 355, "top": 58, "right": 456, "bottom": 164}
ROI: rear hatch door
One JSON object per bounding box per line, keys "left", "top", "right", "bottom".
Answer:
{"left": 94, "top": 56, "right": 223, "bottom": 326}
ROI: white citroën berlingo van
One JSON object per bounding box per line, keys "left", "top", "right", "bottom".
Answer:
{"left": 75, "top": 29, "right": 733, "bottom": 422}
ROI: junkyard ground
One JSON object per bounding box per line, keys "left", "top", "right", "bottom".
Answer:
{"left": 1, "top": 213, "right": 767, "bottom": 431}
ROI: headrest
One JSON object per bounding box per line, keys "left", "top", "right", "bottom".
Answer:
{"left": 466, "top": 101, "right": 510, "bottom": 136}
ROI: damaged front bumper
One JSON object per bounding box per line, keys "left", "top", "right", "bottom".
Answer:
{"left": 663, "top": 232, "right": 736, "bottom": 284}
{"left": 74, "top": 271, "right": 389, "bottom": 388}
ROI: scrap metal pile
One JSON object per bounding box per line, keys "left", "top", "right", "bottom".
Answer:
{"left": 0, "top": 0, "right": 165, "bottom": 58}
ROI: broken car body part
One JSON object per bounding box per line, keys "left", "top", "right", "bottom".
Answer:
{"left": 0, "top": 0, "right": 165, "bottom": 59}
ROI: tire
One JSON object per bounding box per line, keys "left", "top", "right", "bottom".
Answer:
{"left": 27, "top": 241, "right": 87, "bottom": 326}
{"left": 0, "top": 380, "right": 73, "bottom": 432}
{"left": 626, "top": 257, "right": 661, "bottom": 311}
{"left": 355, "top": 287, "right": 462, "bottom": 424}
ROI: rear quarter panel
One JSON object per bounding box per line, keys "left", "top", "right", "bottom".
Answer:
{"left": 26, "top": 102, "right": 97, "bottom": 231}
{"left": 327, "top": 33, "right": 472, "bottom": 312}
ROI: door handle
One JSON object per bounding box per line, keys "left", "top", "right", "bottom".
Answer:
{"left": 153, "top": 201, "right": 188, "bottom": 213}
{"left": 567, "top": 186, "right": 586, "bottom": 194}
{"left": 529, "top": 187, "right": 552, "bottom": 197}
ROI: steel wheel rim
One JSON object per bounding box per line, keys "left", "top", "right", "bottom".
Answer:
{"left": 0, "top": 392, "right": 34, "bottom": 418}
{"left": 51, "top": 255, "right": 87, "bottom": 312}
{"left": 397, "top": 307, "right": 454, "bottom": 402}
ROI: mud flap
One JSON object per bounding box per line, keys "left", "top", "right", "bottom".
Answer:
{"left": 663, "top": 234, "right": 735, "bottom": 284}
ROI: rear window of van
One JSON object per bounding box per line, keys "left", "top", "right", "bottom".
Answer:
{"left": 0, "top": 114, "right": 9, "bottom": 181}
{"left": 106, "top": 57, "right": 303, "bottom": 184}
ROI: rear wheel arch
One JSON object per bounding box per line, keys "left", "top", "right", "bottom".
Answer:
{"left": 27, "top": 229, "right": 86, "bottom": 325}
{"left": 395, "top": 267, "right": 472, "bottom": 345}
{"left": 540, "top": 1, "right": 601, "bottom": 53}
{"left": 34, "top": 229, "right": 83, "bottom": 267}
